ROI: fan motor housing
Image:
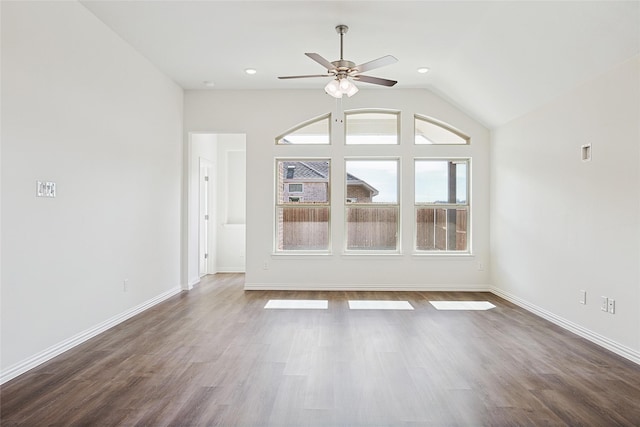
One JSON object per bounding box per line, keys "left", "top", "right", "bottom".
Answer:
{"left": 331, "top": 60, "right": 356, "bottom": 71}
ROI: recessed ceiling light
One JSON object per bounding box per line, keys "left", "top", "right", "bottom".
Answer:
{"left": 245, "top": 68, "right": 257, "bottom": 75}
{"left": 203, "top": 81, "right": 215, "bottom": 87}
{"left": 417, "top": 67, "right": 430, "bottom": 74}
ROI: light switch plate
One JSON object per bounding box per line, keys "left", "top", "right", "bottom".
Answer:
{"left": 36, "top": 181, "right": 56, "bottom": 198}
{"left": 608, "top": 299, "right": 615, "bottom": 314}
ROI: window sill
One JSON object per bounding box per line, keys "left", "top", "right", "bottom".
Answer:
{"left": 272, "top": 252, "right": 332, "bottom": 257}
{"left": 342, "top": 252, "right": 403, "bottom": 257}
{"left": 412, "top": 252, "right": 474, "bottom": 258}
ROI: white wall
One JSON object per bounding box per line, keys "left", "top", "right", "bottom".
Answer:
{"left": 490, "top": 57, "right": 640, "bottom": 360}
{"left": 1, "top": 2, "right": 183, "bottom": 378}
{"left": 184, "top": 89, "right": 490, "bottom": 290}
{"left": 216, "top": 134, "right": 246, "bottom": 272}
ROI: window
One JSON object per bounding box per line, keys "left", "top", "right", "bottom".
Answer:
{"left": 276, "top": 114, "right": 331, "bottom": 145}
{"left": 276, "top": 159, "right": 330, "bottom": 251}
{"left": 274, "top": 112, "right": 474, "bottom": 256}
{"left": 415, "top": 115, "right": 469, "bottom": 145}
{"left": 288, "top": 183, "right": 303, "bottom": 193}
{"left": 345, "top": 110, "right": 400, "bottom": 145}
{"left": 345, "top": 159, "right": 399, "bottom": 251}
{"left": 415, "top": 159, "right": 469, "bottom": 252}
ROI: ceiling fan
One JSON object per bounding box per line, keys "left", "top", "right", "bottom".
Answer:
{"left": 278, "top": 25, "right": 398, "bottom": 98}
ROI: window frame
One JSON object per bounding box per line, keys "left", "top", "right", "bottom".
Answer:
{"left": 344, "top": 109, "right": 401, "bottom": 145}
{"left": 274, "top": 158, "right": 332, "bottom": 254}
{"left": 414, "top": 114, "right": 470, "bottom": 145}
{"left": 275, "top": 113, "right": 332, "bottom": 145}
{"left": 413, "top": 157, "right": 471, "bottom": 254}
{"left": 344, "top": 157, "right": 401, "bottom": 254}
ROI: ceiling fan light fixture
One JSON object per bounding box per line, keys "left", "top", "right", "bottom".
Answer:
{"left": 325, "top": 76, "right": 358, "bottom": 98}
{"left": 344, "top": 80, "right": 359, "bottom": 97}
{"left": 325, "top": 79, "right": 342, "bottom": 98}
{"left": 279, "top": 24, "right": 397, "bottom": 96}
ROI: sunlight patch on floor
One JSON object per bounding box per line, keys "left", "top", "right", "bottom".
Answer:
{"left": 264, "top": 299, "right": 328, "bottom": 309}
{"left": 348, "top": 300, "right": 414, "bottom": 310}
{"left": 429, "top": 301, "right": 496, "bottom": 311}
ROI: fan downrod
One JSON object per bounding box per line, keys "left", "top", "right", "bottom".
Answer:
{"left": 335, "top": 25, "right": 348, "bottom": 60}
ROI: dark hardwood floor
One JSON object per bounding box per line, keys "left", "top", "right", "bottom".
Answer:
{"left": 2, "top": 273, "right": 639, "bottom": 426}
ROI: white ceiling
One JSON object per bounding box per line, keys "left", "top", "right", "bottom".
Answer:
{"left": 81, "top": 1, "right": 639, "bottom": 128}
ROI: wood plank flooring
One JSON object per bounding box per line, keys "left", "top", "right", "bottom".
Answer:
{"left": 2, "top": 273, "right": 639, "bottom": 426}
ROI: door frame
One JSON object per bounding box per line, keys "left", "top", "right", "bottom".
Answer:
{"left": 199, "top": 158, "right": 215, "bottom": 277}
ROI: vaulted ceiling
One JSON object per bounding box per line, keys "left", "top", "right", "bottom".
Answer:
{"left": 81, "top": 1, "right": 639, "bottom": 128}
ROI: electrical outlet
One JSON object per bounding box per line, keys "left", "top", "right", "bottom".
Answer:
{"left": 608, "top": 299, "right": 615, "bottom": 314}
{"left": 262, "top": 262, "right": 268, "bottom": 270}
{"left": 579, "top": 290, "right": 586, "bottom": 305}
{"left": 601, "top": 296, "right": 608, "bottom": 312}
{"left": 477, "top": 262, "right": 484, "bottom": 271}
{"left": 123, "top": 279, "right": 129, "bottom": 292}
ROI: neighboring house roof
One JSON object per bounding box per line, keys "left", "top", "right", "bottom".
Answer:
{"left": 283, "top": 161, "right": 327, "bottom": 180}
{"left": 283, "top": 161, "right": 378, "bottom": 197}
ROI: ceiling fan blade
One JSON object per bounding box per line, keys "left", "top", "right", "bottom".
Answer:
{"left": 305, "top": 53, "right": 336, "bottom": 71}
{"left": 278, "top": 74, "right": 331, "bottom": 80}
{"left": 352, "top": 55, "right": 398, "bottom": 74}
{"left": 353, "top": 74, "right": 398, "bottom": 87}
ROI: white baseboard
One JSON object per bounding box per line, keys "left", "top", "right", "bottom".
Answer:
{"left": 490, "top": 287, "right": 640, "bottom": 365}
{"left": 186, "top": 277, "right": 200, "bottom": 289}
{"left": 216, "top": 268, "right": 246, "bottom": 273}
{"left": 1, "top": 286, "right": 182, "bottom": 385}
{"left": 244, "top": 282, "right": 491, "bottom": 292}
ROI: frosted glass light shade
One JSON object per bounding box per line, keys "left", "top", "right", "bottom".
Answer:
{"left": 344, "top": 81, "right": 359, "bottom": 97}
{"left": 325, "top": 78, "right": 358, "bottom": 98}
{"left": 324, "top": 79, "right": 342, "bottom": 98}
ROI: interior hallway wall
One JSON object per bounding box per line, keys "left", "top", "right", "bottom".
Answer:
{"left": 1, "top": 1, "right": 183, "bottom": 379}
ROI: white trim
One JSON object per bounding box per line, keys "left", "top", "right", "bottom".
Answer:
{"left": 490, "top": 287, "right": 640, "bottom": 365}
{"left": 185, "top": 277, "right": 200, "bottom": 290}
{"left": 244, "top": 283, "right": 491, "bottom": 292}
{"left": 0, "top": 286, "right": 182, "bottom": 385}
{"left": 344, "top": 109, "right": 401, "bottom": 146}
{"left": 275, "top": 112, "right": 331, "bottom": 145}
{"left": 413, "top": 113, "right": 471, "bottom": 145}
{"left": 216, "top": 268, "right": 246, "bottom": 273}
{"left": 271, "top": 252, "right": 332, "bottom": 257}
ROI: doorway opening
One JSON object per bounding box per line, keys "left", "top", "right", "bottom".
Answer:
{"left": 188, "top": 133, "right": 246, "bottom": 288}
